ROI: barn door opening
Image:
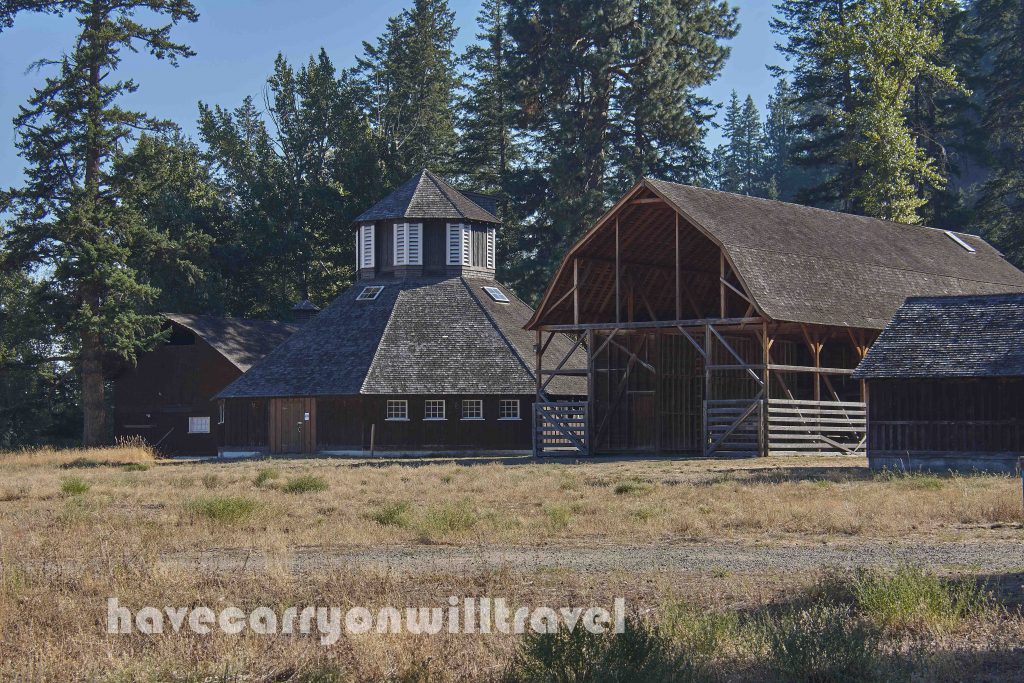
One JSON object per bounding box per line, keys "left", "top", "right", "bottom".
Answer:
{"left": 270, "top": 397, "right": 316, "bottom": 454}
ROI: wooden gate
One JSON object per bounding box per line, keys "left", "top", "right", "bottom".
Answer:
{"left": 534, "top": 401, "right": 588, "bottom": 455}
{"left": 269, "top": 397, "right": 316, "bottom": 454}
{"left": 704, "top": 397, "right": 763, "bottom": 457}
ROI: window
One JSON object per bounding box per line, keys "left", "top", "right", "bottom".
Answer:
{"left": 483, "top": 286, "right": 509, "bottom": 303}
{"left": 357, "top": 286, "right": 384, "bottom": 301}
{"left": 498, "top": 399, "right": 520, "bottom": 420}
{"left": 218, "top": 401, "right": 225, "bottom": 425}
{"left": 386, "top": 400, "right": 408, "bottom": 421}
{"left": 944, "top": 230, "right": 977, "bottom": 253}
{"left": 358, "top": 224, "right": 375, "bottom": 269}
{"left": 447, "top": 223, "right": 472, "bottom": 266}
{"left": 188, "top": 416, "right": 211, "bottom": 434}
{"left": 486, "top": 226, "right": 496, "bottom": 269}
{"left": 394, "top": 223, "right": 423, "bottom": 266}
{"left": 424, "top": 399, "right": 446, "bottom": 420}
{"left": 461, "top": 399, "right": 483, "bottom": 420}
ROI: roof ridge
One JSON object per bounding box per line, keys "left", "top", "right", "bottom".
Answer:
{"left": 458, "top": 277, "right": 539, "bottom": 383}
{"left": 358, "top": 285, "right": 405, "bottom": 395}
{"left": 645, "top": 178, "right": 981, "bottom": 240}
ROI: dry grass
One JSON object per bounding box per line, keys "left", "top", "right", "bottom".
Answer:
{"left": 0, "top": 446, "right": 1022, "bottom": 681}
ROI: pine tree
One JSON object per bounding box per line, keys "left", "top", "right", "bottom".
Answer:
{"left": 718, "top": 92, "right": 744, "bottom": 192}
{"left": 352, "top": 0, "right": 460, "bottom": 184}
{"left": 716, "top": 92, "right": 765, "bottom": 196}
{"left": 816, "top": 0, "right": 966, "bottom": 223}
{"left": 762, "top": 79, "right": 804, "bottom": 200}
{"left": 0, "top": 0, "right": 198, "bottom": 445}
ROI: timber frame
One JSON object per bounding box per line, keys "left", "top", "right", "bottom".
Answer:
{"left": 528, "top": 180, "right": 878, "bottom": 457}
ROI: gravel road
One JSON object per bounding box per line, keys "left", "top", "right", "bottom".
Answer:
{"left": 169, "top": 538, "right": 1024, "bottom": 575}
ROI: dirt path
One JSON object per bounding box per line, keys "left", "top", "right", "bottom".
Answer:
{"left": 167, "top": 538, "right": 1024, "bottom": 575}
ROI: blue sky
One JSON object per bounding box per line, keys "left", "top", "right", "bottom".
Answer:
{"left": 0, "top": 0, "right": 782, "bottom": 188}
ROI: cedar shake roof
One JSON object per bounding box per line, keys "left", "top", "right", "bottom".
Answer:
{"left": 162, "top": 314, "right": 300, "bottom": 372}
{"left": 529, "top": 179, "right": 1024, "bottom": 331}
{"left": 216, "top": 277, "right": 585, "bottom": 398}
{"left": 353, "top": 169, "right": 499, "bottom": 224}
{"left": 852, "top": 293, "right": 1024, "bottom": 379}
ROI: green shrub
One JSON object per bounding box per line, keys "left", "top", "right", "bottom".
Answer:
{"left": 421, "top": 501, "right": 477, "bottom": 535}
{"left": 853, "top": 566, "right": 992, "bottom": 632}
{"left": 186, "top": 496, "right": 260, "bottom": 524}
{"left": 201, "top": 473, "right": 220, "bottom": 490}
{"left": 614, "top": 479, "right": 654, "bottom": 495}
{"left": 253, "top": 467, "right": 281, "bottom": 487}
{"left": 510, "top": 616, "right": 691, "bottom": 683}
{"left": 59, "top": 458, "right": 103, "bottom": 469}
{"left": 60, "top": 476, "right": 90, "bottom": 495}
{"left": 120, "top": 463, "right": 149, "bottom": 472}
{"left": 760, "top": 603, "right": 883, "bottom": 683}
{"left": 663, "top": 601, "right": 742, "bottom": 662}
{"left": 544, "top": 504, "right": 572, "bottom": 532}
{"left": 368, "top": 501, "right": 413, "bottom": 528}
{"left": 282, "top": 475, "right": 329, "bottom": 494}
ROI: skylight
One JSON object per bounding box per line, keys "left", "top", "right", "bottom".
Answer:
{"left": 944, "top": 230, "right": 976, "bottom": 253}
{"left": 483, "top": 286, "right": 509, "bottom": 303}
{"left": 356, "top": 286, "right": 384, "bottom": 301}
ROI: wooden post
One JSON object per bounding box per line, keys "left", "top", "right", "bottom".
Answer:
{"left": 675, "top": 212, "right": 682, "bottom": 320}
{"left": 369, "top": 423, "right": 375, "bottom": 458}
{"left": 703, "top": 323, "right": 712, "bottom": 456}
{"left": 586, "top": 329, "right": 595, "bottom": 457}
{"left": 615, "top": 217, "right": 621, "bottom": 324}
{"left": 760, "top": 321, "right": 771, "bottom": 457}
{"left": 719, "top": 252, "right": 727, "bottom": 319}
{"left": 573, "top": 257, "right": 580, "bottom": 326}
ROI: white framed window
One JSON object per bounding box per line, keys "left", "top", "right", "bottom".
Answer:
{"left": 218, "top": 401, "right": 225, "bottom": 425}
{"left": 498, "top": 399, "right": 520, "bottom": 420}
{"left": 446, "top": 223, "right": 472, "bottom": 266}
{"left": 486, "top": 226, "right": 496, "bottom": 269}
{"left": 357, "top": 286, "right": 384, "bottom": 301}
{"left": 461, "top": 399, "right": 483, "bottom": 420}
{"left": 394, "top": 223, "right": 423, "bottom": 266}
{"left": 188, "top": 416, "right": 211, "bottom": 434}
{"left": 386, "top": 400, "right": 408, "bottom": 421}
{"left": 483, "top": 286, "right": 509, "bottom": 303}
{"left": 359, "top": 224, "right": 375, "bottom": 270}
{"left": 424, "top": 399, "right": 446, "bottom": 420}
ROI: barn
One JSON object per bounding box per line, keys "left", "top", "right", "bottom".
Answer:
{"left": 527, "top": 178, "right": 1024, "bottom": 457}
{"left": 216, "top": 170, "right": 584, "bottom": 456}
{"left": 111, "top": 312, "right": 304, "bottom": 456}
{"left": 852, "top": 293, "right": 1024, "bottom": 473}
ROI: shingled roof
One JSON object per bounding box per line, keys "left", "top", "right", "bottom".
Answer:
{"left": 217, "top": 277, "right": 585, "bottom": 399}
{"left": 852, "top": 293, "right": 1024, "bottom": 379}
{"left": 529, "top": 179, "right": 1024, "bottom": 331}
{"left": 162, "top": 314, "right": 300, "bottom": 372}
{"left": 353, "top": 170, "right": 499, "bottom": 224}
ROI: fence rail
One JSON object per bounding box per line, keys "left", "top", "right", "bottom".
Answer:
{"left": 766, "top": 399, "right": 866, "bottom": 455}
{"left": 534, "top": 402, "right": 588, "bottom": 455}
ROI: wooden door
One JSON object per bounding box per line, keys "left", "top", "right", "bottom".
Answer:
{"left": 269, "top": 398, "right": 316, "bottom": 453}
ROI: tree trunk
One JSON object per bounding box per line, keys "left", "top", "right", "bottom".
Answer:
{"left": 81, "top": 326, "right": 107, "bottom": 446}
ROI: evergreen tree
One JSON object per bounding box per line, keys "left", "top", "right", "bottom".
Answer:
{"left": 718, "top": 92, "right": 744, "bottom": 192}
{"left": 716, "top": 92, "right": 766, "bottom": 196}
{"left": 762, "top": 79, "right": 804, "bottom": 200}
{"left": 352, "top": 0, "right": 460, "bottom": 184}
{"left": 505, "top": 0, "right": 738, "bottom": 301}
{"left": 816, "top": 0, "right": 966, "bottom": 223}
{"left": 0, "top": 0, "right": 198, "bottom": 445}
{"left": 973, "top": 0, "right": 1024, "bottom": 264}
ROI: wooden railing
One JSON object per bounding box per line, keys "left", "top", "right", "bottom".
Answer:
{"left": 705, "top": 398, "right": 762, "bottom": 456}
{"left": 766, "top": 398, "right": 866, "bottom": 455}
{"left": 534, "top": 401, "right": 588, "bottom": 455}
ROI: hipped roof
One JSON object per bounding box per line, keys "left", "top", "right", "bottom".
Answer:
{"left": 162, "top": 314, "right": 299, "bottom": 372}
{"left": 528, "top": 179, "right": 1024, "bottom": 331}
{"left": 852, "top": 293, "right": 1024, "bottom": 379}
{"left": 353, "top": 169, "right": 499, "bottom": 224}
{"left": 216, "top": 277, "right": 585, "bottom": 399}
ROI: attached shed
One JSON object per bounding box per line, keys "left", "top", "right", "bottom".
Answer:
{"left": 527, "top": 179, "right": 1024, "bottom": 457}
{"left": 217, "top": 170, "right": 585, "bottom": 456}
{"left": 111, "top": 313, "right": 301, "bottom": 456}
{"left": 853, "top": 293, "right": 1024, "bottom": 473}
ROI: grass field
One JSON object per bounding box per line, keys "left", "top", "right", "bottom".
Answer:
{"left": 0, "top": 444, "right": 1022, "bottom": 681}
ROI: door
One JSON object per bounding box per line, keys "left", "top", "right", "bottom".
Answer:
{"left": 269, "top": 398, "right": 316, "bottom": 453}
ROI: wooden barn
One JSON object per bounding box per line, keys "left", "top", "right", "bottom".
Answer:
{"left": 852, "top": 293, "right": 1024, "bottom": 473}
{"left": 111, "top": 312, "right": 303, "bottom": 456}
{"left": 527, "top": 179, "right": 1024, "bottom": 457}
{"left": 216, "top": 170, "right": 584, "bottom": 456}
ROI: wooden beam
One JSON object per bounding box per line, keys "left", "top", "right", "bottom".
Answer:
{"left": 615, "top": 217, "right": 621, "bottom": 324}
{"left": 675, "top": 212, "right": 682, "bottom": 320}
{"left": 586, "top": 329, "right": 595, "bottom": 456}
{"left": 708, "top": 324, "right": 763, "bottom": 385}
{"left": 573, "top": 258, "right": 580, "bottom": 326}
{"left": 627, "top": 197, "right": 666, "bottom": 205}
{"left": 719, "top": 252, "right": 726, "bottom": 319}
{"left": 538, "top": 316, "right": 763, "bottom": 332}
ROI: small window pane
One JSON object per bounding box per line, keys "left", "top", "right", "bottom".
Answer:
{"left": 483, "top": 286, "right": 509, "bottom": 303}
{"left": 461, "top": 399, "right": 483, "bottom": 420}
{"left": 425, "top": 399, "right": 446, "bottom": 420}
{"left": 188, "top": 416, "right": 210, "bottom": 434}
{"left": 357, "top": 286, "right": 384, "bottom": 301}
{"left": 499, "top": 400, "right": 520, "bottom": 420}
{"left": 386, "top": 400, "right": 408, "bottom": 420}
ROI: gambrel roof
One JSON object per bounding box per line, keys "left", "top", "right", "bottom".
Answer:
{"left": 216, "top": 277, "right": 585, "bottom": 398}
{"left": 852, "top": 293, "right": 1024, "bottom": 379}
{"left": 162, "top": 314, "right": 299, "bottom": 372}
{"left": 529, "top": 179, "right": 1024, "bottom": 330}
{"left": 352, "top": 169, "right": 499, "bottom": 224}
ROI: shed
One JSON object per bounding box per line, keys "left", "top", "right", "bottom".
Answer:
{"left": 527, "top": 179, "right": 1024, "bottom": 457}
{"left": 217, "top": 170, "right": 585, "bottom": 456}
{"left": 852, "top": 293, "right": 1024, "bottom": 473}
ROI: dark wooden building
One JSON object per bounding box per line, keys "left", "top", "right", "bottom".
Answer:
{"left": 853, "top": 293, "right": 1024, "bottom": 473}
{"left": 527, "top": 179, "right": 1024, "bottom": 457}
{"left": 217, "top": 170, "right": 585, "bottom": 456}
{"left": 112, "top": 313, "right": 301, "bottom": 456}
